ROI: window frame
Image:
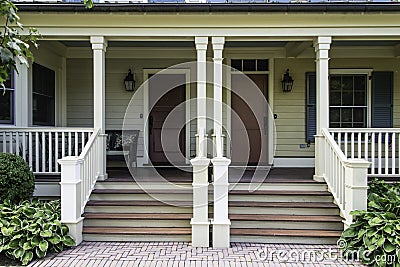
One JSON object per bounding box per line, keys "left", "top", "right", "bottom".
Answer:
{"left": 329, "top": 69, "right": 372, "bottom": 128}
{"left": 0, "top": 70, "right": 15, "bottom": 125}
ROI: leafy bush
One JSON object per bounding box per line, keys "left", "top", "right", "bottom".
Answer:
{"left": 0, "top": 199, "right": 75, "bottom": 265}
{"left": 0, "top": 153, "right": 35, "bottom": 203}
{"left": 340, "top": 179, "right": 400, "bottom": 267}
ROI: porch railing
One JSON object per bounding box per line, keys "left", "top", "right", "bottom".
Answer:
{"left": 58, "top": 128, "right": 103, "bottom": 244}
{"left": 0, "top": 128, "right": 93, "bottom": 174}
{"left": 329, "top": 128, "right": 400, "bottom": 176}
{"left": 321, "top": 128, "right": 370, "bottom": 227}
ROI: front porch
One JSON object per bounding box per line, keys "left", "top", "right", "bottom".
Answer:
{"left": 3, "top": 14, "right": 400, "bottom": 246}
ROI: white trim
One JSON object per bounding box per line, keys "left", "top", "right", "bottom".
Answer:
{"left": 142, "top": 68, "right": 191, "bottom": 166}
{"left": 273, "top": 157, "right": 315, "bottom": 168}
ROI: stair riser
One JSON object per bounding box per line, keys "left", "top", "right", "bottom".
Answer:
{"left": 229, "top": 184, "right": 328, "bottom": 191}
{"left": 231, "top": 221, "right": 343, "bottom": 230}
{"left": 85, "top": 206, "right": 193, "bottom": 214}
{"left": 83, "top": 234, "right": 191, "bottom": 242}
{"left": 84, "top": 219, "right": 191, "bottom": 228}
{"left": 90, "top": 194, "right": 193, "bottom": 201}
{"left": 230, "top": 235, "right": 339, "bottom": 245}
{"left": 229, "top": 195, "right": 333, "bottom": 203}
{"left": 95, "top": 183, "right": 192, "bottom": 190}
{"left": 229, "top": 207, "right": 339, "bottom": 216}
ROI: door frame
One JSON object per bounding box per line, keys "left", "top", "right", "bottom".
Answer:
{"left": 143, "top": 69, "right": 191, "bottom": 166}
{"left": 226, "top": 57, "right": 274, "bottom": 165}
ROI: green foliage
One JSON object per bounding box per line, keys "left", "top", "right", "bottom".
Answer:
{"left": 0, "top": 199, "right": 75, "bottom": 265}
{"left": 340, "top": 179, "right": 400, "bottom": 267}
{"left": 0, "top": 0, "right": 39, "bottom": 89}
{"left": 0, "top": 153, "right": 35, "bottom": 203}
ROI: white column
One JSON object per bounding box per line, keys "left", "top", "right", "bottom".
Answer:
{"left": 343, "top": 159, "right": 370, "bottom": 228}
{"left": 190, "top": 36, "right": 210, "bottom": 247}
{"left": 313, "top": 36, "right": 331, "bottom": 182}
{"left": 211, "top": 37, "right": 231, "bottom": 248}
{"left": 90, "top": 36, "right": 108, "bottom": 180}
{"left": 15, "top": 59, "right": 30, "bottom": 127}
{"left": 58, "top": 156, "right": 84, "bottom": 245}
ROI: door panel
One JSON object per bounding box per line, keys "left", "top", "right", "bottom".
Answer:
{"left": 231, "top": 74, "right": 268, "bottom": 165}
{"left": 148, "top": 74, "right": 186, "bottom": 165}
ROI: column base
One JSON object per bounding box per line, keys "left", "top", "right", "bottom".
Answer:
{"left": 62, "top": 217, "right": 84, "bottom": 246}
{"left": 97, "top": 173, "right": 108, "bottom": 181}
{"left": 190, "top": 219, "right": 210, "bottom": 247}
{"left": 211, "top": 219, "right": 231, "bottom": 248}
{"left": 313, "top": 174, "right": 325, "bottom": 182}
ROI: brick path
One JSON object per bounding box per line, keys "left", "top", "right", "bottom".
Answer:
{"left": 28, "top": 242, "right": 364, "bottom": 267}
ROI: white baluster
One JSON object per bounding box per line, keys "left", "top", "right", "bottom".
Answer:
{"left": 358, "top": 132, "right": 361, "bottom": 159}
{"left": 42, "top": 132, "right": 46, "bottom": 172}
{"left": 29, "top": 132, "right": 32, "bottom": 169}
{"left": 62, "top": 132, "right": 66, "bottom": 158}
{"left": 385, "top": 132, "right": 389, "bottom": 174}
{"left": 75, "top": 132, "right": 79, "bottom": 156}
{"left": 55, "top": 132, "right": 59, "bottom": 173}
{"left": 49, "top": 132, "right": 53, "bottom": 173}
{"left": 371, "top": 133, "right": 375, "bottom": 175}
{"left": 35, "top": 132, "right": 39, "bottom": 172}
{"left": 344, "top": 132, "right": 348, "bottom": 157}
{"left": 351, "top": 132, "right": 354, "bottom": 158}
{"left": 392, "top": 132, "right": 395, "bottom": 175}
{"left": 68, "top": 132, "right": 72, "bottom": 156}
{"left": 22, "top": 132, "right": 26, "bottom": 161}
{"left": 378, "top": 132, "right": 382, "bottom": 174}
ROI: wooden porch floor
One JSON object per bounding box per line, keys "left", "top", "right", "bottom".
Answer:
{"left": 106, "top": 167, "right": 317, "bottom": 183}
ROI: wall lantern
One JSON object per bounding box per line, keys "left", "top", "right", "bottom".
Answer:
{"left": 281, "top": 69, "right": 294, "bottom": 92}
{"left": 124, "top": 69, "right": 136, "bottom": 92}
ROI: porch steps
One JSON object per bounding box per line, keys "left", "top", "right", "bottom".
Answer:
{"left": 83, "top": 181, "right": 194, "bottom": 242}
{"left": 229, "top": 182, "right": 343, "bottom": 244}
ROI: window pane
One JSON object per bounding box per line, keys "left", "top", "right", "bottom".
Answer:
{"left": 33, "top": 63, "right": 55, "bottom": 126}
{"left": 330, "top": 92, "right": 341, "bottom": 106}
{"left": 4, "top": 69, "right": 13, "bottom": 89}
{"left": 33, "top": 94, "right": 55, "bottom": 126}
{"left": 330, "top": 108, "right": 340, "bottom": 123}
{"left": 342, "top": 75, "right": 353, "bottom": 91}
{"left": 243, "top": 59, "right": 256, "bottom": 71}
{"left": 231, "top": 59, "right": 242, "bottom": 71}
{"left": 342, "top": 91, "right": 353, "bottom": 106}
{"left": 257, "top": 59, "right": 268, "bottom": 71}
{"left": 341, "top": 108, "right": 352, "bottom": 123}
{"left": 353, "top": 108, "right": 366, "bottom": 123}
{"left": 330, "top": 76, "right": 342, "bottom": 91}
{"left": 354, "top": 75, "right": 366, "bottom": 91}
{"left": 0, "top": 90, "right": 14, "bottom": 124}
{"left": 354, "top": 91, "right": 366, "bottom": 106}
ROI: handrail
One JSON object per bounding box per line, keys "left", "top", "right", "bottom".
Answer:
{"left": 329, "top": 128, "right": 400, "bottom": 133}
{"left": 78, "top": 128, "right": 100, "bottom": 159}
{"left": 0, "top": 127, "right": 93, "bottom": 132}
{"left": 322, "top": 128, "right": 347, "bottom": 162}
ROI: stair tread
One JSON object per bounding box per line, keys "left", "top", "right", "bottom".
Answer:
{"left": 83, "top": 226, "right": 191, "bottom": 235}
{"left": 92, "top": 189, "right": 192, "bottom": 194}
{"left": 231, "top": 228, "right": 342, "bottom": 237}
{"left": 84, "top": 213, "right": 192, "bottom": 219}
{"left": 230, "top": 190, "right": 331, "bottom": 195}
{"left": 229, "top": 201, "right": 338, "bottom": 208}
{"left": 229, "top": 214, "right": 342, "bottom": 222}
{"left": 86, "top": 200, "right": 192, "bottom": 206}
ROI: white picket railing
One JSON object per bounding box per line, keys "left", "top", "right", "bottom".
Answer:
{"left": 0, "top": 128, "right": 93, "bottom": 174}
{"left": 329, "top": 128, "right": 400, "bottom": 176}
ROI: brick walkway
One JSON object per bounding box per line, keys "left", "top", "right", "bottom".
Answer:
{"left": 28, "top": 242, "right": 364, "bottom": 267}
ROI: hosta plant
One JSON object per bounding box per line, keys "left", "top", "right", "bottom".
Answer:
{"left": 0, "top": 199, "right": 75, "bottom": 265}
{"left": 340, "top": 179, "right": 400, "bottom": 267}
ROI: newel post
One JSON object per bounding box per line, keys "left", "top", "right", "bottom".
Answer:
{"left": 58, "top": 156, "right": 84, "bottom": 245}
{"left": 343, "top": 159, "right": 370, "bottom": 228}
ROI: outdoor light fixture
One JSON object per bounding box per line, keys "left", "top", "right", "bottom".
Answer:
{"left": 281, "top": 69, "right": 294, "bottom": 92}
{"left": 124, "top": 69, "right": 136, "bottom": 92}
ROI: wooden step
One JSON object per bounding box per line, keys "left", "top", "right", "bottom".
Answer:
{"left": 229, "top": 201, "right": 337, "bottom": 208}
{"left": 230, "top": 190, "right": 331, "bottom": 196}
{"left": 229, "top": 214, "right": 342, "bottom": 222}
{"left": 84, "top": 213, "right": 192, "bottom": 220}
{"left": 231, "top": 228, "right": 342, "bottom": 237}
{"left": 92, "top": 189, "right": 192, "bottom": 194}
{"left": 86, "top": 200, "right": 193, "bottom": 206}
{"left": 83, "top": 227, "right": 191, "bottom": 235}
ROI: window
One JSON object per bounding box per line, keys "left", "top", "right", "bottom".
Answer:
{"left": 305, "top": 71, "right": 393, "bottom": 143}
{"left": 0, "top": 69, "right": 14, "bottom": 124}
{"left": 329, "top": 74, "right": 368, "bottom": 128}
{"left": 231, "top": 59, "right": 269, "bottom": 72}
{"left": 32, "top": 63, "right": 55, "bottom": 126}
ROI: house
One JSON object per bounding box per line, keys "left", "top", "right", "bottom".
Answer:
{"left": 1, "top": 0, "right": 399, "bottom": 248}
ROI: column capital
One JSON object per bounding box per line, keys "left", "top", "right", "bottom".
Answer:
{"left": 195, "top": 36, "right": 208, "bottom": 50}
{"left": 212, "top": 36, "right": 225, "bottom": 50}
{"left": 313, "top": 36, "right": 332, "bottom": 51}
{"left": 90, "top": 36, "right": 108, "bottom": 51}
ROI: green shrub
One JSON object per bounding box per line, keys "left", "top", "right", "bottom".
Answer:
{"left": 0, "top": 199, "right": 75, "bottom": 265}
{"left": 340, "top": 179, "right": 400, "bottom": 267}
{"left": 0, "top": 153, "right": 35, "bottom": 203}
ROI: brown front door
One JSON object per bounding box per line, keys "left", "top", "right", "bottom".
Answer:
{"left": 148, "top": 74, "right": 186, "bottom": 165}
{"left": 231, "top": 74, "right": 268, "bottom": 165}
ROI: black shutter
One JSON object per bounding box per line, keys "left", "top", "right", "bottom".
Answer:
{"left": 306, "top": 72, "right": 316, "bottom": 143}
{"left": 371, "top": 72, "right": 393, "bottom": 128}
